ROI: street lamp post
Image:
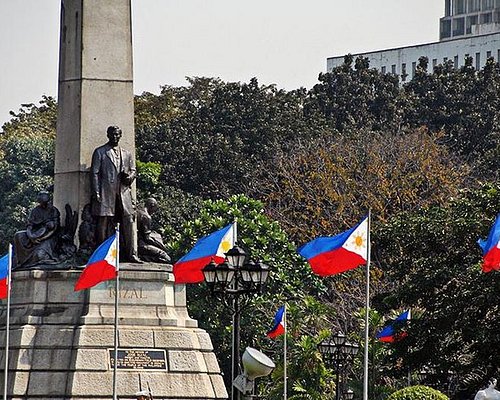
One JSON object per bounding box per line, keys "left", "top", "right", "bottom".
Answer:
{"left": 202, "top": 245, "right": 270, "bottom": 400}
{"left": 318, "top": 332, "right": 359, "bottom": 400}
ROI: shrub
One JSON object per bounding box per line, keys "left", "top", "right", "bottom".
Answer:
{"left": 387, "top": 386, "right": 449, "bottom": 400}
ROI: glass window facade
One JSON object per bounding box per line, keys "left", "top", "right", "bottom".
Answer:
{"left": 453, "top": 17, "right": 466, "bottom": 35}
{"left": 455, "top": 0, "right": 466, "bottom": 14}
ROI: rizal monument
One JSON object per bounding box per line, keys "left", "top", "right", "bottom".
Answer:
{"left": 0, "top": 0, "right": 228, "bottom": 398}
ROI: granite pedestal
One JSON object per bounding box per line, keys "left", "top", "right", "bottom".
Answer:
{"left": 0, "top": 264, "right": 227, "bottom": 399}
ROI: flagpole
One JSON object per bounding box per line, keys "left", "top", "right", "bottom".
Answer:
{"left": 363, "top": 210, "right": 371, "bottom": 400}
{"left": 231, "top": 219, "right": 238, "bottom": 400}
{"left": 283, "top": 304, "right": 287, "bottom": 400}
{"left": 112, "top": 225, "right": 120, "bottom": 400}
{"left": 3, "top": 244, "right": 12, "bottom": 400}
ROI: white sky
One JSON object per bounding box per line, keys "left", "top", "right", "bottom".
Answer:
{"left": 0, "top": 0, "right": 443, "bottom": 126}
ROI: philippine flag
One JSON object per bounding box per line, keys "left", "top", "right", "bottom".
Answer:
{"left": 173, "top": 223, "right": 235, "bottom": 284}
{"left": 298, "top": 216, "right": 368, "bottom": 276}
{"left": 478, "top": 214, "right": 500, "bottom": 273}
{"left": 74, "top": 234, "right": 118, "bottom": 291}
{"left": 0, "top": 253, "right": 9, "bottom": 299}
{"left": 376, "top": 310, "right": 411, "bottom": 343}
{"left": 267, "top": 306, "right": 285, "bottom": 338}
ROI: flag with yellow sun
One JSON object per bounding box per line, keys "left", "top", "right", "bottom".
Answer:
{"left": 298, "top": 216, "right": 368, "bottom": 276}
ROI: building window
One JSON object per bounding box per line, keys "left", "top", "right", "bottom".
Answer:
{"left": 476, "top": 52, "right": 481, "bottom": 69}
{"left": 454, "top": 55, "right": 459, "bottom": 68}
{"left": 441, "top": 19, "right": 452, "bottom": 39}
{"left": 445, "top": 0, "right": 452, "bottom": 16}
{"left": 401, "top": 63, "right": 407, "bottom": 81}
{"left": 453, "top": 17, "right": 466, "bottom": 36}
{"left": 391, "top": 64, "right": 396, "bottom": 74}
{"left": 454, "top": 0, "right": 466, "bottom": 14}
{"left": 481, "top": 12, "right": 493, "bottom": 23}
{"left": 482, "top": 0, "right": 494, "bottom": 10}
{"left": 412, "top": 61, "right": 417, "bottom": 77}
{"left": 381, "top": 66, "right": 386, "bottom": 74}
{"left": 487, "top": 50, "right": 492, "bottom": 58}
{"left": 496, "top": 0, "right": 500, "bottom": 8}
{"left": 433, "top": 59, "right": 438, "bottom": 69}
{"left": 468, "top": 0, "right": 481, "bottom": 11}
{"left": 444, "top": 57, "right": 449, "bottom": 63}
{"left": 494, "top": 10, "right": 500, "bottom": 22}
{"left": 466, "top": 15, "right": 479, "bottom": 34}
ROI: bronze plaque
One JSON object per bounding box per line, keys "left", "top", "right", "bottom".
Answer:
{"left": 109, "top": 349, "right": 167, "bottom": 370}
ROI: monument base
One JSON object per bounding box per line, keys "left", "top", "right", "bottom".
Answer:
{"left": 0, "top": 264, "right": 228, "bottom": 399}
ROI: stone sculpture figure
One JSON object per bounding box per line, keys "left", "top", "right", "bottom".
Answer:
{"left": 91, "top": 125, "right": 141, "bottom": 263}
{"left": 475, "top": 378, "right": 500, "bottom": 400}
{"left": 14, "top": 191, "right": 63, "bottom": 269}
{"left": 137, "top": 198, "right": 171, "bottom": 263}
{"left": 78, "top": 203, "right": 97, "bottom": 258}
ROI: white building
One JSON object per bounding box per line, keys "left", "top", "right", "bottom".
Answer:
{"left": 327, "top": 0, "right": 500, "bottom": 81}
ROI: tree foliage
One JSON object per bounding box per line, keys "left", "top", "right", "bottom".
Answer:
{"left": 376, "top": 184, "right": 500, "bottom": 397}
{"left": 252, "top": 128, "right": 467, "bottom": 245}
{"left": 387, "top": 385, "right": 449, "bottom": 400}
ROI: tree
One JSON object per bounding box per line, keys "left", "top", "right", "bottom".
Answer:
{"left": 376, "top": 183, "right": 500, "bottom": 398}
{"left": 304, "top": 55, "right": 404, "bottom": 133}
{"left": 170, "top": 195, "right": 328, "bottom": 395}
{"left": 135, "top": 77, "right": 313, "bottom": 198}
{"left": 387, "top": 385, "right": 448, "bottom": 400}
{"left": 404, "top": 56, "right": 500, "bottom": 179}
{"left": 252, "top": 128, "right": 468, "bottom": 245}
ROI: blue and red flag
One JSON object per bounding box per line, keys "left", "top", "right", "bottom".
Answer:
{"left": 478, "top": 214, "right": 500, "bottom": 273}
{"left": 376, "top": 310, "right": 411, "bottom": 343}
{"left": 75, "top": 234, "right": 118, "bottom": 291}
{"left": 0, "top": 252, "right": 9, "bottom": 299}
{"left": 267, "top": 306, "right": 285, "bottom": 338}
{"left": 298, "top": 216, "right": 368, "bottom": 276}
{"left": 174, "top": 223, "right": 235, "bottom": 284}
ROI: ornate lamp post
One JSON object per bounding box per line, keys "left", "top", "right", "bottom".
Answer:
{"left": 202, "top": 245, "right": 270, "bottom": 400}
{"left": 318, "top": 332, "right": 359, "bottom": 400}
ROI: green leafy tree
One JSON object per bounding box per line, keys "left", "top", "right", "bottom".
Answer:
{"left": 304, "top": 55, "right": 404, "bottom": 133}
{"left": 171, "top": 195, "right": 327, "bottom": 394}
{"left": 387, "top": 385, "right": 449, "bottom": 400}
{"left": 376, "top": 184, "right": 500, "bottom": 398}
{"left": 135, "top": 77, "right": 313, "bottom": 198}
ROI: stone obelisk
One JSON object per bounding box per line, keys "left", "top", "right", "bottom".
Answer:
{"left": 54, "top": 0, "right": 135, "bottom": 241}
{"left": 0, "top": 1, "right": 228, "bottom": 399}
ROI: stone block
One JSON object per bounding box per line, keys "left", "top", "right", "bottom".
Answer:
{"left": 71, "top": 371, "right": 143, "bottom": 397}
{"left": 154, "top": 329, "right": 200, "bottom": 350}
{"left": 168, "top": 351, "right": 207, "bottom": 373}
{"left": 197, "top": 331, "right": 214, "bottom": 351}
{"left": 74, "top": 326, "right": 115, "bottom": 347}
{"left": 4, "top": 371, "right": 30, "bottom": 396}
{"left": 31, "top": 327, "right": 76, "bottom": 348}
{"left": 203, "top": 352, "right": 222, "bottom": 373}
{"left": 27, "top": 372, "right": 68, "bottom": 396}
{"left": 70, "top": 372, "right": 112, "bottom": 396}
{"left": 74, "top": 349, "right": 108, "bottom": 371}
{"left": 210, "top": 374, "right": 229, "bottom": 399}
{"left": 137, "top": 372, "right": 216, "bottom": 398}
{"left": 118, "top": 328, "right": 154, "bottom": 347}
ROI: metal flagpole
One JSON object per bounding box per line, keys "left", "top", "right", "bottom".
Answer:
{"left": 113, "top": 225, "right": 120, "bottom": 400}
{"left": 3, "top": 244, "right": 12, "bottom": 400}
{"left": 283, "top": 304, "right": 287, "bottom": 400}
{"left": 363, "top": 210, "right": 371, "bottom": 400}
{"left": 231, "top": 219, "right": 238, "bottom": 400}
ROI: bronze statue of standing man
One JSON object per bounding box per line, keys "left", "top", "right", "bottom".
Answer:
{"left": 91, "top": 125, "right": 141, "bottom": 263}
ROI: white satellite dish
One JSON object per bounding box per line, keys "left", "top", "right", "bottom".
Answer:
{"left": 233, "top": 347, "right": 275, "bottom": 395}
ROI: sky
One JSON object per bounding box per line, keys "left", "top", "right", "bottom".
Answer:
{"left": 0, "top": 0, "right": 443, "bottom": 126}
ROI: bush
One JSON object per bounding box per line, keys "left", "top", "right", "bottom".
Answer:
{"left": 387, "top": 386, "right": 449, "bottom": 400}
